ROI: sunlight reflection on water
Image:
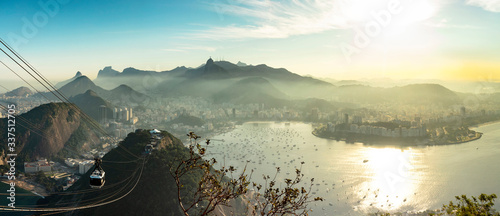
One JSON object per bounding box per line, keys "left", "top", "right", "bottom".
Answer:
{"left": 206, "top": 121, "right": 500, "bottom": 215}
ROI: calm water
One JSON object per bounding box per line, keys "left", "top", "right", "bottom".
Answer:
{"left": 206, "top": 121, "right": 500, "bottom": 215}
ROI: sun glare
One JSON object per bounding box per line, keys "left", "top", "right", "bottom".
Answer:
{"left": 359, "top": 148, "right": 417, "bottom": 212}
{"left": 338, "top": 0, "right": 438, "bottom": 26}
{"left": 400, "top": 0, "right": 437, "bottom": 24}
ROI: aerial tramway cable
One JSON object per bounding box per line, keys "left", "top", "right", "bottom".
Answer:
{"left": 0, "top": 38, "right": 141, "bottom": 160}
{"left": 0, "top": 40, "right": 151, "bottom": 211}
{"left": 0, "top": 156, "right": 146, "bottom": 212}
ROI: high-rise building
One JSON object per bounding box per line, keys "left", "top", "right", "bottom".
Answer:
{"left": 232, "top": 108, "right": 236, "bottom": 118}
{"left": 123, "top": 108, "right": 130, "bottom": 121}
{"left": 99, "top": 105, "right": 107, "bottom": 124}
{"left": 117, "top": 108, "right": 123, "bottom": 120}
{"left": 79, "top": 160, "right": 94, "bottom": 174}
{"left": 343, "top": 113, "right": 349, "bottom": 124}
{"left": 113, "top": 107, "right": 118, "bottom": 120}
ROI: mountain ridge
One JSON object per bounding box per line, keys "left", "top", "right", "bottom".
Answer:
{"left": 55, "top": 76, "right": 148, "bottom": 106}
{"left": 55, "top": 71, "right": 83, "bottom": 88}
{"left": 3, "top": 86, "right": 32, "bottom": 97}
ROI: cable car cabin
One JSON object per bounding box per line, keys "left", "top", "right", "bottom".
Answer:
{"left": 145, "top": 144, "right": 153, "bottom": 154}
{"left": 89, "top": 169, "right": 105, "bottom": 189}
{"left": 90, "top": 158, "right": 105, "bottom": 189}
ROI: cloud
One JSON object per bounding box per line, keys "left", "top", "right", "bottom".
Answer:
{"left": 466, "top": 0, "right": 500, "bottom": 12}
{"left": 194, "top": 0, "right": 443, "bottom": 40}
{"left": 163, "top": 45, "right": 217, "bottom": 52}
{"left": 194, "top": 0, "right": 353, "bottom": 39}
{"left": 425, "top": 18, "right": 483, "bottom": 29}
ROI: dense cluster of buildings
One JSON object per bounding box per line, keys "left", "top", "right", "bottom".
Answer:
{"left": 64, "top": 158, "right": 95, "bottom": 175}
{"left": 327, "top": 122, "right": 427, "bottom": 138}
{"left": 24, "top": 159, "right": 54, "bottom": 173}
{"left": 99, "top": 106, "right": 136, "bottom": 124}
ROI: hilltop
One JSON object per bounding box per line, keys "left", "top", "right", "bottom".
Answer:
{"left": 42, "top": 130, "right": 201, "bottom": 216}
{"left": 52, "top": 76, "right": 148, "bottom": 106}
{"left": 69, "top": 90, "right": 114, "bottom": 121}
{"left": 3, "top": 86, "right": 32, "bottom": 97}
{"left": 0, "top": 103, "right": 101, "bottom": 163}
{"left": 55, "top": 71, "right": 83, "bottom": 88}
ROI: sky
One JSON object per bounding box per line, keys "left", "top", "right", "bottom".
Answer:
{"left": 0, "top": 0, "right": 499, "bottom": 85}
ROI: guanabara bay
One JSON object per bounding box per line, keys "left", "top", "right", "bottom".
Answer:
{"left": 1, "top": 1, "right": 499, "bottom": 215}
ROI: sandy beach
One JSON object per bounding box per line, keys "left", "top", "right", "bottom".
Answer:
{"left": 1, "top": 179, "right": 49, "bottom": 197}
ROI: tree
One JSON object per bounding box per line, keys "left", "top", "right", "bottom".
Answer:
{"left": 249, "top": 164, "right": 323, "bottom": 215}
{"left": 441, "top": 193, "right": 499, "bottom": 216}
{"left": 169, "top": 132, "right": 322, "bottom": 216}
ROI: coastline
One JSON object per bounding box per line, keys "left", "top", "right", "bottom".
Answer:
{"left": 1, "top": 179, "right": 48, "bottom": 198}
{"left": 470, "top": 119, "right": 500, "bottom": 128}
{"left": 312, "top": 130, "right": 483, "bottom": 146}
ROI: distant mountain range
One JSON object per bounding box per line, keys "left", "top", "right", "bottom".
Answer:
{"left": 94, "top": 58, "right": 334, "bottom": 99}
{"left": 51, "top": 76, "right": 148, "bottom": 106}
{"left": 320, "top": 77, "right": 500, "bottom": 94}
{"left": 330, "top": 83, "right": 460, "bottom": 105}
{"left": 55, "top": 71, "right": 83, "bottom": 88}
{"left": 48, "top": 58, "right": 469, "bottom": 108}
{"left": 94, "top": 66, "right": 189, "bottom": 91}
{"left": 3, "top": 86, "right": 32, "bottom": 97}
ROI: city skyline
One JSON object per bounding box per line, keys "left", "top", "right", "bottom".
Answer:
{"left": 1, "top": 0, "right": 499, "bottom": 83}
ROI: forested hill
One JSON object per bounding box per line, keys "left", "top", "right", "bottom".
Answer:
{"left": 42, "top": 129, "right": 203, "bottom": 216}
{"left": 0, "top": 103, "right": 100, "bottom": 165}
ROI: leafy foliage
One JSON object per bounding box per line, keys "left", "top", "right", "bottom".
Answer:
{"left": 250, "top": 164, "right": 323, "bottom": 215}
{"left": 29, "top": 171, "right": 62, "bottom": 193}
{"left": 374, "top": 193, "right": 499, "bottom": 216}
{"left": 171, "top": 132, "right": 322, "bottom": 216}
{"left": 441, "top": 194, "right": 499, "bottom": 216}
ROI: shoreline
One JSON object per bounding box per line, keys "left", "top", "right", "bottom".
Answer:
{"left": 1, "top": 179, "right": 49, "bottom": 198}
{"left": 470, "top": 119, "right": 500, "bottom": 128}
{"left": 312, "top": 130, "right": 483, "bottom": 146}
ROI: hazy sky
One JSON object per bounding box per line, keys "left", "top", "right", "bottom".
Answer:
{"left": 1, "top": 0, "right": 499, "bottom": 83}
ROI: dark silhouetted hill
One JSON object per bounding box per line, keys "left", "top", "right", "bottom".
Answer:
{"left": 58, "top": 76, "right": 107, "bottom": 98}
{"left": 0, "top": 103, "right": 101, "bottom": 163}
{"left": 69, "top": 90, "right": 113, "bottom": 121}
{"left": 107, "top": 84, "right": 148, "bottom": 106}
{"left": 55, "top": 76, "right": 147, "bottom": 106}
{"left": 42, "top": 129, "right": 200, "bottom": 216}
